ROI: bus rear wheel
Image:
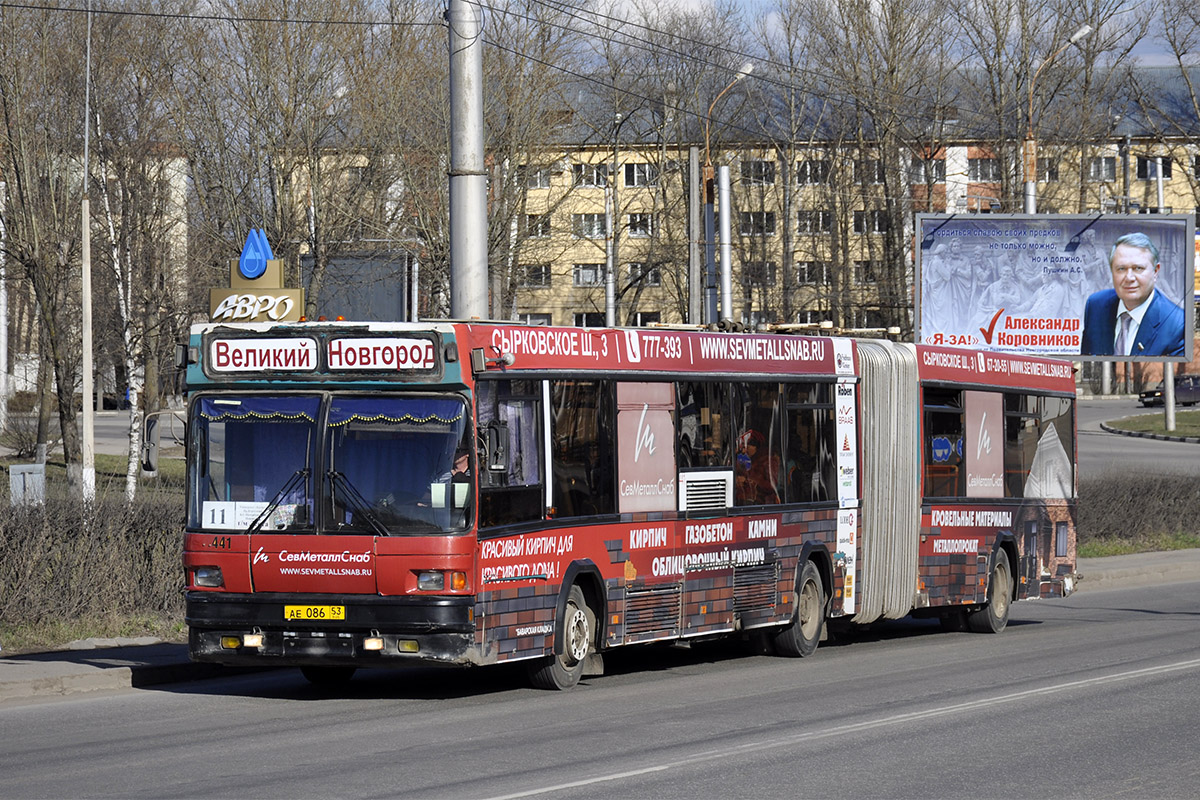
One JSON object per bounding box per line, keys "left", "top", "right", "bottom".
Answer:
{"left": 968, "top": 554, "right": 1012, "bottom": 634}
{"left": 529, "top": 584, "right": 594, "bottom": 690}
{"left": 773, "top": 560, "right": 824, "bottom": 657}
{"left": 300, "top": 665, "right": 357, "bottom": 686}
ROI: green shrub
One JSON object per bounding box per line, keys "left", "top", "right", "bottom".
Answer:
{"left": 0, "top": 496, "right": 183, "bottom": 628}
{"left": 1078, "top": 474, "right": 1200, "bottom": 555}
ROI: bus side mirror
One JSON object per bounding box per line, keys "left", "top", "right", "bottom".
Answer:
{"left": 141, "top": 414, "right": 161, "bottom": 475}
{"left": 485, "top": 420, "right": 508, "bottom": 472}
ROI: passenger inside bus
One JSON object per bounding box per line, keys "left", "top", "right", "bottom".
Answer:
{"left": 735, "top": 429, "right": 781, "bottom": 505}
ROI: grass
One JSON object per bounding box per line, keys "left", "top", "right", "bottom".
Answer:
{"left": 0, "top": 453, "right": 185, "bottom": 504}
{"left": 1078, "top": 531, "right": 1200, "bottom": 559}
{"left": 1104, "top": 408, "right": 1200, "bottom": 438}
{"left": 0, "top": 615, "right": 186, "bottom": 654}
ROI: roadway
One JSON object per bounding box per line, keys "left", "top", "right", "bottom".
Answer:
{"left": 1076, "top": 396, "right": 1200, "bottom": 476}
{"left": 0, "top": 580, "right": 1196, "bottom": 798}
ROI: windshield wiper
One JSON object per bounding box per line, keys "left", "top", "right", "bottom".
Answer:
{"left": 247, "top": 469, "right": 310, "bottom": 535}
{"left": 328, "top": 470, "right": 390, "bottom": 537}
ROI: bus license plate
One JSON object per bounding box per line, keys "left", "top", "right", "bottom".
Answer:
{"left": 284, "top": 605, "right": 345, "bottom": 621}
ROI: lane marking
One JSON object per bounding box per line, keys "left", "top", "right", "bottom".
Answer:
{"left": 481, "top": 657, "right": 1200, "bottom": 800}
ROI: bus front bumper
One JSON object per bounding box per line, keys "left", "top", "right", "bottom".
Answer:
{"left": 186, "top": 591, "right": 481, "bottom": 667}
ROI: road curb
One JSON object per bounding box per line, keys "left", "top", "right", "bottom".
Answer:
{"left": 0, "top": 644, "right": 267, "bottom": 706}
{"left": 1098, "top": 421, "right": 1200, "bottom": 444}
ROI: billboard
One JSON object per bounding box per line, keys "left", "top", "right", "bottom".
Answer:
{"left": 916, "top": 214, "right": 1195, "bottom": 361}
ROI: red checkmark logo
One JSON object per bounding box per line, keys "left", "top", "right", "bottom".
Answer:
{"left": 979, "top": 308, "right": 1004, "bottom": 344}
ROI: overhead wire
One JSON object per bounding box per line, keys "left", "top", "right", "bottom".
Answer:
{"left": 0, "top": 0, "right": 1044, "bottom": 207}
{"left": 516, "top": 0, "right": 1008, "bottom": 137}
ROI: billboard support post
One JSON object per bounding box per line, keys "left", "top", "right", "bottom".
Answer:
{"left": 1165, "top": 362, "right": 1176, "bottom": 431}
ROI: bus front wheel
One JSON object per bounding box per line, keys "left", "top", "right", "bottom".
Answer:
{"left": 529, "top": 584, "right": 594, "bottom": 690}
{"left": 773, "top": 560, "right": 825, "bottom": 657}
{"left": 968, "top": 554, "right": 1012, "bottom": 634}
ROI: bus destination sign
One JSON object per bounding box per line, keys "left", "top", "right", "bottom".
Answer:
{"left": 208, "top": 335, "right": 438, "bottom": 375}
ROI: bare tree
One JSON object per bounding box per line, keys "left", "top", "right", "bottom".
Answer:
{"left": 0, "top": 6, "right": 87, "bottom": 482}
{"left": 88, "top": 5, "right": 192, "bottom": 500}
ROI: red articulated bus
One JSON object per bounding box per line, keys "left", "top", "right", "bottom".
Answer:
{"left": 182, "top": 321, "right": 1078, "bottom": 689}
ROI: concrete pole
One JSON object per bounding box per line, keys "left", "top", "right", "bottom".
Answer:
{"left": 605, "top": 184, "right": 616, "bottom": 327}
{"left": 1023, "top": 138, "right": 1037, "bottom": 214}
{"left": 1155, "top": 156, "right": 1165, "bottom": 211}
{"left": 81, "top": 4, "right": 96, "bottom": 502}
{"left": 688, "top": 147, "right": 702, "bottom": 325}
{"left": 448, "top": 0, "right": 488, "bottom": 319}
{"left": 718, "top": 165, "right": 734, "bottom": 323}
{"left": 703, "top": 173, "right": 717, "bottom": 325}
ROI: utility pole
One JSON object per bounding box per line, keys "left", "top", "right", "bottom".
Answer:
{"left": 448, "top": 0, "right": 488, "bottom": 320}
{"left": 81, "top": 3, "right": 96, "bottom": 502}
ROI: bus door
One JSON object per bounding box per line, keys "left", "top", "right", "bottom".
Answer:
{"left": 615, "top": 381, "right": 682, "bottom": 643}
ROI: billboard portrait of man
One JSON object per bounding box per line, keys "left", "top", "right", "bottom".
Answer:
{"left": 1079, "top": 232, "right": 1186, "bottom": 357}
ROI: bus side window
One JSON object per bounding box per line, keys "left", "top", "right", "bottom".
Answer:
{"left": 676, "top": 381, "right": 730, "bottom": 469}
{"left": 785, "top": 382, "right": 835, "bottom": 503}
{"left": 1003, "top": 393, "right": 1038, "bottom": 498}
{"left": 732, "top": 383, "right": 783, "bottom": 506}
{"left": 478, "top": 380, "right": 545, "bottom": 528}
{"left": 1005, "top": 393, "right": 1074, "bottom": 499}
{"left": 923, "top": 387, "right": 964, "bottom": 497}
{"left": 550, "top": 380, "right": 615, "bottom": 518}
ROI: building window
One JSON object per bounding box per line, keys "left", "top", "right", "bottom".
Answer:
{"left": 853, "top": 210, "right": 889, "bottom": 234}
{"left": 1136, "top": 156, "right": 1173, "bottom": 180}
{"left": 1194, "top": 155, "right": 1200, "bottom": 179}
{"left": 521, "top": 213, "right": 550, "bottom": 238}
{"left": 518, "top": 164, "right": 552, "bottom": 189}
{"left": 968, "top": 157, "right": 1001, "bottom": 182}
{"left": 854, "top": 260, "right": 878, "bottom": 283}
{"left": 572, "top": 213, "right": 606, "bottom": 239}
{"left": 797, "top": 209, "right": 832, "bottom": 234}
{"left": 911, "top": 157, "right": 946, "bottom": 183}
{"left": 1088, "top": 156, "right": 1117, "bottom": 182}
{"left": 574, "top": 312, "right": 605, "bottom": 327}
{"left": 627, "top": 213, "right": 654, "bottom": 238}
{"left": 855, "top": 308, "right": 885, "bottom": 328}
{"left": 626, "top": 262, "right": 661, "bottom": 287}
{"left": 625, "top": 162, "right": 658, "bottom": 187}
{"left": 628, "top": 311, "right": 661, "bottom": 326}
{"left": 573, "top": 263, "right": 604, "bottom": 287}
{"left": 742, "top": 160, "right": 776, "bottom": 186}
{"left": 1039, "top": 159, "right": 1059, "bottom": 182}
{"left": 796, "top": 159, "right": 830, "bottom": 185}
{"left": 740, "top": 211, "right": 777, "bottom": 236}
{"left": 797, "top": 261, "right": 828, "bottom": 285}
{"left": 572, "top": 163, "right": 608, "bottom": 187}
{"left": 520, "top": 263, "right": 551, "bottom": 288}
{"left": 517, "top": 312, "right": 552, "bottom": 326}
{"left": 743, "top": 261, "right": 777, "bottom": 287}
{"left": 855, "top": 159, "right": 885, "bottom": 184}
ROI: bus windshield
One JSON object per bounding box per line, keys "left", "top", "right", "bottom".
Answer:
{"left": 325, "top": 396, "right": 471, "bottom": 535}
{"left": 187, "top": 394, "right": 471, "bottom": 535}
{"left": 188, "top": 395, "right": 321, "bottom": 532}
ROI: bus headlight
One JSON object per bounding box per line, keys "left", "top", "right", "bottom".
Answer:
{"left": 194, "top": 566, "right": 224, "bottom": 588}
{"left": 417, "top": 571, "right": 445, "bottom": 591}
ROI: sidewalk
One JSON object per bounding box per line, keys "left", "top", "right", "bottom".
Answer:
{"left": 3, "top": 549, "right": 1198, "bottom": 707}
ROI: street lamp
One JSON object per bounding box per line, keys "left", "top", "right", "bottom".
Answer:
{"left": 1024, "top": 23, "right": 1093, "bottom": 213}
{"left": 702, "top": 62, "right": 754, "bottom": 324}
